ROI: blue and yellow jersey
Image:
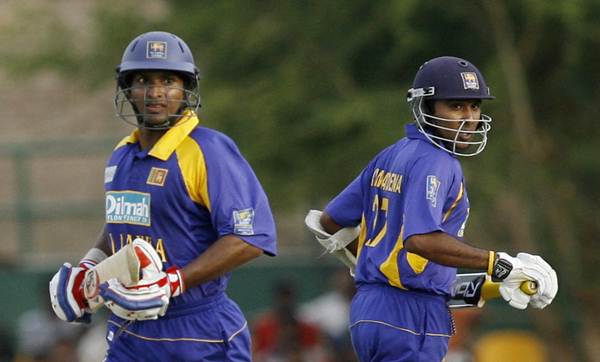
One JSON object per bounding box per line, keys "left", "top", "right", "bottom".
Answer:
{"left": 325, "top": 123, "right": 469, "bottom": 297}
{"left": 104, "top": 112, "right": 277, "bottom": 312}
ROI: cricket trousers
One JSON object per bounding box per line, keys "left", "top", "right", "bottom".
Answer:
{"left": 104, "top": 292, "right": 251, "bottom": 362}
{"left": 349, "top": 283, "right": 454, "bottom": 362}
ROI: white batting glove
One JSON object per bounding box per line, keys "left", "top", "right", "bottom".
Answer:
{"left": 516, "top": 253, "right": 558, "bottom": 309}
{"left": 491, "top": 252, "right": 532, "bottom": 310}
{"left": 100, "top": 266, "right": 185, "bottom": 321}
{"left": 49, "top": 263, "right": 92, "bottom": 323}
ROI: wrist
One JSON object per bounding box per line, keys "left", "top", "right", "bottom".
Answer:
{"left": 79, "top": 248, "right": 108, "bottom": 270}
{"left": 166, "top": 266, "right": 185, "bottom": 297}
{"left": 490, "top": 251, "right": 514, "bottom": 282}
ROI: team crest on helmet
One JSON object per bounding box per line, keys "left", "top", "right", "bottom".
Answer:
{"left": 460, "top": 72, "right": 479, "bottom": 90}
{"left": 146, "top": 41, "right": 167, "bottom": 59}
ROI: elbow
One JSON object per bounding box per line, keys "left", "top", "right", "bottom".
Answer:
{"left": 243, "top": 243, "right": 263, "bottom": 260}
{"left": 404, "top": 234, "right": 433, "bottom": 259}
{"left": 319, "top": 211, "right": 342, "bottom": 235}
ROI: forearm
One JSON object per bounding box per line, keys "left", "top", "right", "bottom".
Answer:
{"left": 320, "top": 211, "right": 358, "bottom": 256}
{"left": 181, "top": 235, "right": 263, "bottom": 289}
{"left": 92, "top": 225, "right": 112, "bottom": 256}
{"left": 405, "top": 231, "right": 490, "bottom": 270}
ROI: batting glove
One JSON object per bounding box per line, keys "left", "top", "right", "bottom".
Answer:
{"left": 490, "top": 252, "right": 532, "bottom": 310}
{"left": 515, "top": 252, "right": 558, "bottom": 309}
{"left": 100, "top": 266, "right": 185, "bottom": 321}
{"left": 49, "top": 262, "right": 94, "bottom": 323}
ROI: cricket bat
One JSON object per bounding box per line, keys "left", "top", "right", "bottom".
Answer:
{"left": 82, "top": 241, "right": 141, "bottom": 311}
{"left": 449, "top": 272, "right": 538, "bottom": 309}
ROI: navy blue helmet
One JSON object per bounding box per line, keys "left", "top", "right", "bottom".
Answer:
{"left": 114, "top": 31, "right": 201, "bottom": 129}
{"left": 407, "top": 56, "right": 494, "bottom": 156}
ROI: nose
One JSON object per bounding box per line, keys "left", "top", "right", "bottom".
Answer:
{"left": 462, "top": 107, "right": 475, "bottom": 120}
{"left": 146, "top": 83, "right": 166, "bottom": 99}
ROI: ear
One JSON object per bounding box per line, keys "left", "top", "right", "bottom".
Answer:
{"left": 423, "top": 100, "right": 435, "bottom": 116}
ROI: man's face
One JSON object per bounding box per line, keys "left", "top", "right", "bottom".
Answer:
{"left": 129, "top": 71, "right": 186, "bottom": 127}
{"left": 431, "top": 99, "right": 482, "bottom": 150}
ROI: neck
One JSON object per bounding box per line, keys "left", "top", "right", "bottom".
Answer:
{"left": 138, "top": 128, "right": 167, "bottom": 150}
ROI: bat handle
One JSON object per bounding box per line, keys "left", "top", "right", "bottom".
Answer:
{"left": 481, "top": 279, "right": 538, "bottom": 301}
{"left": 520, "top": 280, "right": 538, "bottom": 295}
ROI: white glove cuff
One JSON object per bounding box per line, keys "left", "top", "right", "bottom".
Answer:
{"left": 80, "top": 248, "right": 108, "bottom": 269}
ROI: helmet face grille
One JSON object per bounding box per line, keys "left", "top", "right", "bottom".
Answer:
{"left": 409, "top": 97, "right": 492, "bottom": 157}
{"left": 114, "top": 85, "right": 201, "bottom": 130}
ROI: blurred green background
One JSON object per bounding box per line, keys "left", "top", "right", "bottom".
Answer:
{"left": 0, "top": 1, "right": 598, "bottom": 361}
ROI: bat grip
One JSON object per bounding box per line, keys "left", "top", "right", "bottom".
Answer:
{"left": 481, "top": 279, "right": 538, "bottom": 301}
{"left": 520, "top": 280, "right": 538, "bottom": 295}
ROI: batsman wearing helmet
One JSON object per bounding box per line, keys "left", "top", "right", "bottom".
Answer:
{"left": 48, "top": 31, "right": 277, "bottom": 361}
{"left": 312, "top": 56, "right": 558, "bottom": 361}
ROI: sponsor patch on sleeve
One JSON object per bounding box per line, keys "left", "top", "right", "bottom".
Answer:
{"left": 426, "top": 175, "right": 441, "bottom": 208}
{"left": 233, "top": 208, "right": 255, "bottom": 235}
{"left": 105, "top": 166, "right": 117, "bottom": 184}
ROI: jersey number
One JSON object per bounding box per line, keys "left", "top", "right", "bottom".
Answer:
{"left": 365, "top": 195, "right": 388, "bottom": 247}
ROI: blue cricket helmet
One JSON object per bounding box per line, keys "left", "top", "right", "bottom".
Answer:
{"left": 116, "top": 31, "right": 199, "bottom": 89}
{"left": 406, "top": 56, "right": 494, "bottom": 157}
{"left": 408, "top": 56, "right": 494, "bottom": 101}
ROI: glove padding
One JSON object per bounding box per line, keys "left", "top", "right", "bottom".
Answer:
{"left": 100, "top": 275, "right": 170, "bottom": 321}
{"left": 100, "top": 266, "right": 184, "bottom": 321}
{"left": 494, "top": 252, "right": 558, "bottom": 310}
{"left": 49, "top": 263, "right": 91, "bottom": 323}
{"left": 516, "top": 252, "right": 558, "bottom": 309}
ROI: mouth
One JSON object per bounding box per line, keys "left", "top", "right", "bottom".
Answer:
{"left": 145, "top": 103, "right": 166, "bottom": 113}
{"left": 455, "top": 131, "right": 477, "bottom": 144}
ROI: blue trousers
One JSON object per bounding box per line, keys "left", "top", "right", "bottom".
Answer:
{"left": 105, "top": 293, "right": 251, "bottom": 362}
{"left": 349, "top": 284, "right": 453, "bottom": 362}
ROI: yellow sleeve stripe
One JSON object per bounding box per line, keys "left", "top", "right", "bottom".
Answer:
{"left": 442, "top": 182, "right": 464, "bottom": 222}
{"left": 175, "top": 137, "right": 211, "bottom": 211}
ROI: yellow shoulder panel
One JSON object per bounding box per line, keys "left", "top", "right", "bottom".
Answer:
{"left": 175, "top": 137, "right": 211, "bottom": 210}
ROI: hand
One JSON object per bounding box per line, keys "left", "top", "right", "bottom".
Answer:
{"left": 516, "top": 253, "right": 558, "bottom": 309}
{"left": 49, "top": 262, "right": 92, "bottom": 323}
{"left": 100, "top": 266, "right": 185, "bottom": 321}
{"left": 492, "top": 252, "right": 532, "bottom": 309}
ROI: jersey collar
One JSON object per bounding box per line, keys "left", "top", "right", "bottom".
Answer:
{"left": 405, "top": 123, "right": 428, "bottom": 141}
{"left": 122, "top": 111, "right": 199, "bottom": 161}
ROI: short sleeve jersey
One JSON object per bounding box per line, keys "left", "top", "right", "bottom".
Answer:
{"left": 104, "top": 113, "right": 277, "bottom": 310}
{"left": 324, "top": 124, "right": 469, "bottom": 296}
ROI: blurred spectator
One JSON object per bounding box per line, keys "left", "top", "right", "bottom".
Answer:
{"left": 472, "top": 330, "right": 548, "bottom": 362}
{"left": 13, "top": 281, "right": 84, "bottom": 362}
{"left": 299, "top": 267, "right": 356, "bottom": 362}
{"left": 252, "top": 280, "right": 329, "bottom": 362}
{"left": 0, "top": 327, "right": 14, "bottom": 362}
{"left": 445, "top": 308, "right": 483, "bottom": 362}
{"left": 76, "top": 317, "right": 108, "bottom": 362}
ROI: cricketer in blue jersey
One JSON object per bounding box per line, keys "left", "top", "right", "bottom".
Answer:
{"left": 49, "top": 31, "right": 276, "bottom": 361}
{"left": 315, "top": 57, "right": 558, "bottom": 361}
